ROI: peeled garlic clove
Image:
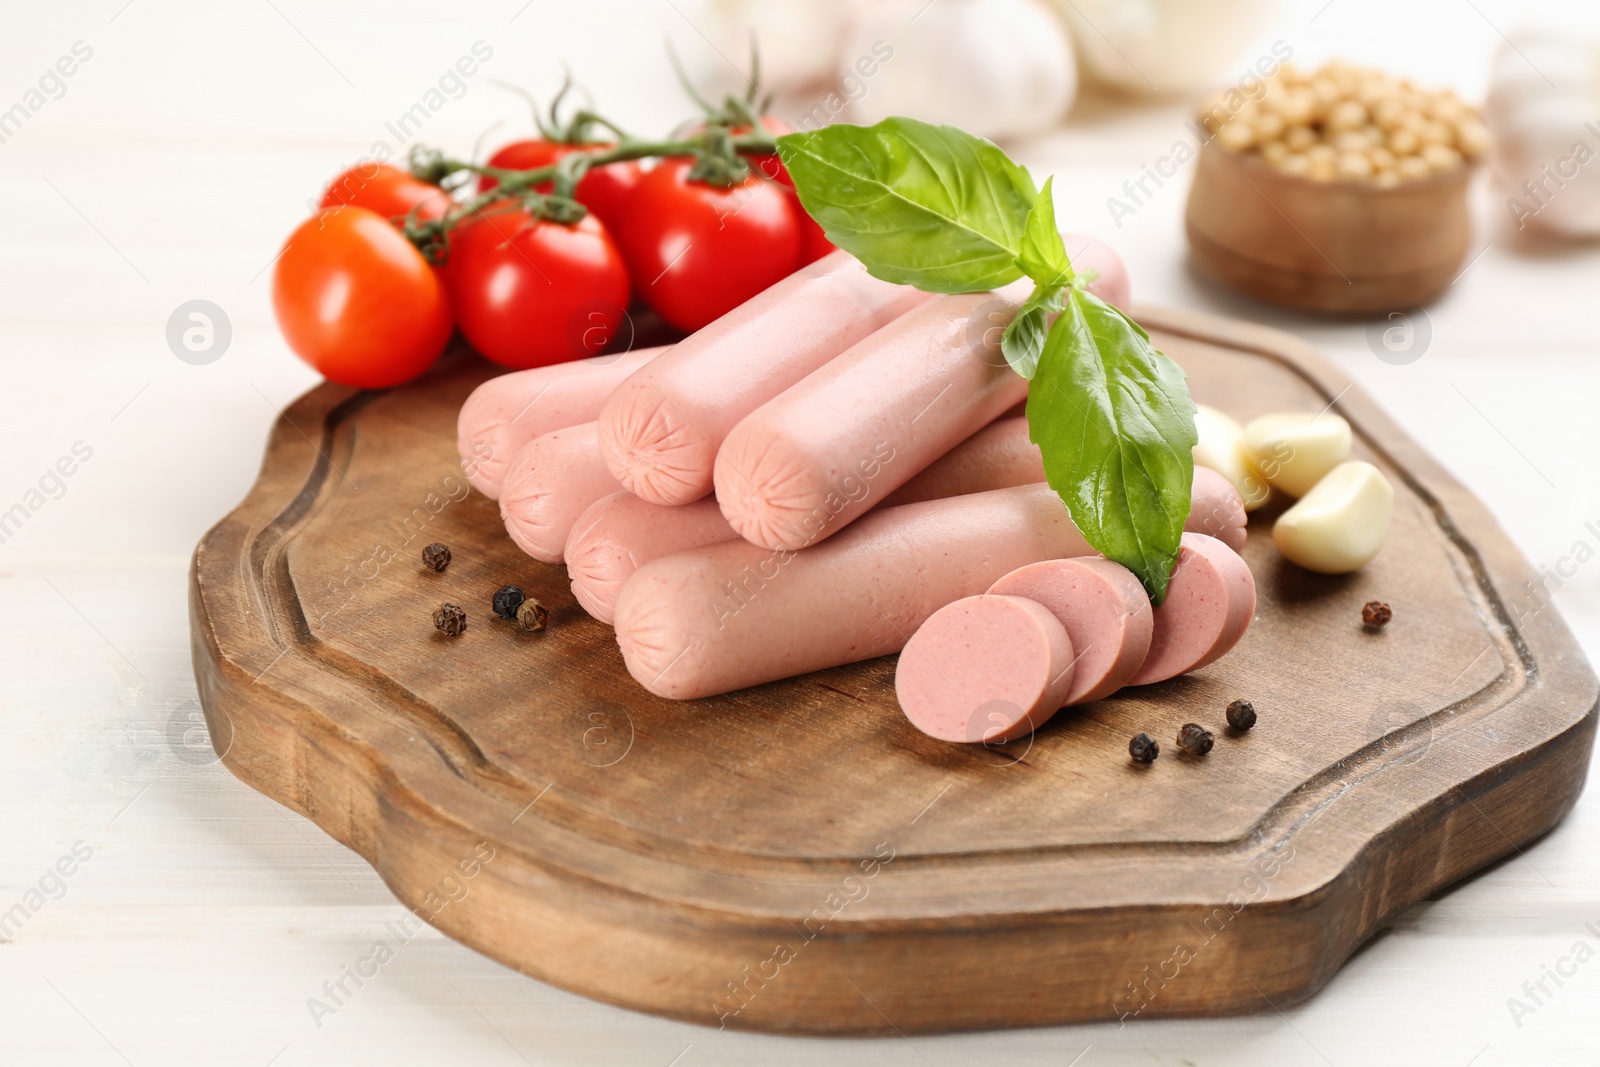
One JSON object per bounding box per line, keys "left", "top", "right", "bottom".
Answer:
{"left": 1243, "top": 411, "right": 1353, "bottom": 498}
{"left": 1193, "top": 404, "right": 1270, "bottom": 511}
{"left": 1273, "top": 461, "right": 1393, "bottom": 574}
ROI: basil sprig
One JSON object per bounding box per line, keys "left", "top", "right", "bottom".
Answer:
{"left": 778, "top": 118, "right": 1197, "bottom": 602}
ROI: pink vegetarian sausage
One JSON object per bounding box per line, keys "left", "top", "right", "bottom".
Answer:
{"left": 880, "top": 416, "right": 1043, "bottom": 508}
{"left": 573, "top": 456, "right": 1241, "bottom": 628}
{"left": 714, "top": 290, "right": 1028, "bottom": 552}
{"left": 564, "top": 494, "right": 734, "bottom": 624}
{"left": 1127, "top": 533, "right": 1255, "bottom": 685}
{"left": 568, "top": 414, "right": 1048, "bottom": 625}
{"left": 715, "top": 237, "right": 1131, "bottom": 552}
{"left": 597, "top": 252, "right": 930, "bottom": 507}
{"left": 988, "top": 557, "right": 1154, "bottom": 705}
{"left": 1064, "top": 233, "right": 1131, "bottom": 309}
{"left": 878, "top": 434, "right": 1242, "bottom": 538}
{"left": 896, "top": 595, "right": 1077, "bottom": 744}
{"left": 499, "top": 423, "right": 622, "bottom": 563}
{"left": 586, "top": 446, "right": 1230, "bottom": 635}
{"left": 612, "top": 483, "right": 1094, "bottom": 700}
{"left": 457, "top": 345, "right": 667, "bottom": 499}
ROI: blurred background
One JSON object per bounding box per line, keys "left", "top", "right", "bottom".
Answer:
{"left": 6, "top": 1, "right": 1600, "bottom": 1064}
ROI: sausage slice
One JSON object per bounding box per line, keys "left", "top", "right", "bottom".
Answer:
{"left": 1126, "top": 533, "right": 1256, "bottom": 686}
{"left": 896, "top": 595, "right": 1077, "bottom": 744}
{"left": 988, "top": 557, "right": 1154, "bottom": 705}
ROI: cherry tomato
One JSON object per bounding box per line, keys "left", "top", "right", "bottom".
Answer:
{"left": 478, "top": 140, "right": 643, "bottom": 233}
{"left": 319, "top": 163, "right": 450, "bottom": 223}
{"left": 445, "top": 206, "right": 631, "bottom": 370}
{"left": 615, "top": 158, "right": 801, "bottom": 332}
{"left": 685, "top": 116, "right": 832, "bottom": 265}
{"left": 273, "top": 207, "right": 453, "bottom": 389}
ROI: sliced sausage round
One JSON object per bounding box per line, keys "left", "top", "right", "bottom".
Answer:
{"left": 896, "top": 594, "right": 1076, "bottom": 744}
{"left": 987, "top": 557, "right": 1153, "bottom": 705}
{"left": 1127, "top": 533, "right": 1256, "bottom": 686}
{"left": 1186, "top": 465, "right": 1248, "bottom": 552}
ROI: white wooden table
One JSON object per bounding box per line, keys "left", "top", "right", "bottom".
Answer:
{"left": 4, "top": 1, "right": 1599, "bottom": 1063}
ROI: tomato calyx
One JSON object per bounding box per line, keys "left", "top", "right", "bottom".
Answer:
{"left": 683, "top": 125, "right": 751, "bottom": 187}
{"left": 409, "top": 187, "right": 590, "bottom": 266}
{"left": 407, "top": 146, "right": 459, "bottom": 188}
{"left": 664, "top": 38, "right": 787, "bottom": 187}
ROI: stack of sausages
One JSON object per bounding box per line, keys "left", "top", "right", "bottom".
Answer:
{"left": 457, "top": 244, "right": 1254, "bottom": 734}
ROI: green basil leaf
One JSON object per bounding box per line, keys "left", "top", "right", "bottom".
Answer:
{"left": 1028, "top": 289, "right": 1197, "bottom": 604}
{"left": 776, "top": 118, "right": 1037, "bottom": 294}
{"left": 999, "top": 282, "right": 1065, "bottom": 380}
{"left": 1017, "top": 177, "right": 1071, "bottom": 288}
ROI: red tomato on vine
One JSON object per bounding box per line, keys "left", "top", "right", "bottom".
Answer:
{"left": 445, "top": 206, "right": 631, "bottom": 370}
{"left": 613, "top": 157, "right": 802, "bottom": 332}
{"left": 319, "top": 163, "right": 450, "bottom": 223}
{"left": 273, "top": 207, "right": 453, "bottom": 389}
{"left": 478, "top": 140, "right": 643, "bottom": 233}
{"left": 687, "top": 115, "right": 835, "bottom": 265}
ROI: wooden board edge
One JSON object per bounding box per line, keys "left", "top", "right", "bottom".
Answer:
{"left": 185, "top": 310, "right": 1600, "bottom": 1033}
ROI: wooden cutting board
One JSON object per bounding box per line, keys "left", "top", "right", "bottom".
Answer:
{"left": 189, "top": 306, "right": 1596, "bottom": 1034}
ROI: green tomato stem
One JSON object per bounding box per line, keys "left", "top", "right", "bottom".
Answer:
{"left": 402, "top": 131, "right": 780, "bottom": 259}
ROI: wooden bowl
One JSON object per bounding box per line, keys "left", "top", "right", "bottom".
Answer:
{"left": 1185, "top": 143, "right": 1473, "bottom": 313}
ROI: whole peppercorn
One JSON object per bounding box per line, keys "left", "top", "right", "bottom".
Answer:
{"left": 1128, "top": 733, "right": 1160, "bottom": 764}
{"left": 421, "top": 542, "right": 451, "bottom": 573}
{"left": 516, "top": 598, "right": 550, "bottom": 632}
{"left": 433, "top": 602, "right": 467, "bottom": 637}
{"left": 493, "top": 584, "right": 527, "bottom": 620}
{"left": 1226, "top": 699, "right": 1257, "bottom": 732}
{"left": 1176, "top": 723, "right": 1214, "bottom": 758}
{"left": 1362, "top": 600, "right": 1393, "bottom": 629}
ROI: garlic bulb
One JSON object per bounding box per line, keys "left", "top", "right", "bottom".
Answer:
{"left": 1485, "top": 31, "right": 1600, "bottom": 237}
{"left": 838, "top": 0, "right": 1077, "bottom": 142}
{"left": 1045, "top": 0, "right": 1280, "bottom": 97}
{"left": 687, "top": 0, "right": 855, "bottom": 96}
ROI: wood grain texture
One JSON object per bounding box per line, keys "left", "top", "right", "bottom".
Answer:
{"left": 188, "top": 308, "right": 1596, "bottom": 1034}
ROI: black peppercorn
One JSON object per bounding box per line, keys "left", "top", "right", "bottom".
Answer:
{"left": 516, "top": 598, "right": 549, "bottom": 632}
{"left": 1226, "top": 699, "right": 1257, "bottom": 731}
{"left": 493, "top": 585, "right": 526, "bottom": 620}
{"left": 1128, "top": 733, "right": 1159, "bottom": 764}
{"left": 1176, "top": 723, "right": 1214, "bottom": 757}
{"left": 433, "top": 602, "right": 467, "bottom": 636}
{"left": 1362, "top": 600, "right": 1392, "bottom": 628}
{"left": 421, "top": 542, "right": 451, "bottom": 572}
